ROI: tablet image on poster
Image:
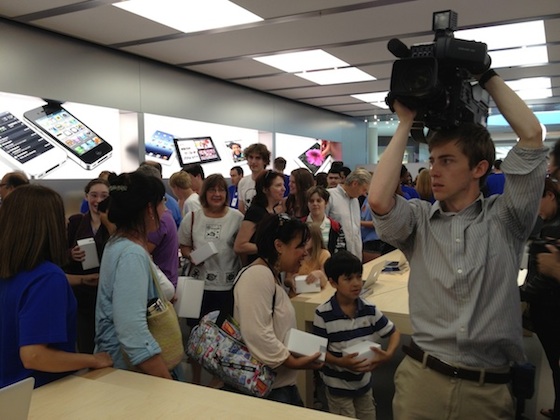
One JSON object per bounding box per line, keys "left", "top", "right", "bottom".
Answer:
{"left": 146, "top": 130, "right": 175, "bottom": 164}
{"left": 174, "top": 136, "right": 221, "bottom": 166}
{"left": 0, "top": 111, "right": 67, "bottom": 179}
{"left": 24, "top": 104, "right": 113, "bottom": 171}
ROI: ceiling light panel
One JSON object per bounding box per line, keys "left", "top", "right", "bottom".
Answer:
{"left": 254, "top": 50, "right": 348, "bottom": 73}
{"left": 456, "top": 20, "right": 546, "bottom": 51}
{"left": 352, "top": 92, "right": 389, "bottom": 109}
{"left": 113, "top": 0, "right": 263, "bottom": 33}
{"left": 295, "top": 67, "right": 375, "bottom": 85}
{"left": 489, "top": 45, "right": 549, "bottom": 68}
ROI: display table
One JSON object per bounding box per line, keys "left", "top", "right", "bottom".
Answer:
{"left": 291, "top": 249, "right": 411, "bottom": 407}
{"left": 28, "top": 368, "right": 346, "bottom": 419}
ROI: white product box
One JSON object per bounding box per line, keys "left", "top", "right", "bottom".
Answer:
{"left": 77, "top": 238, "right": 99, "bottom": 270}
{"left": 284, "top": 328, "right": 327, "bottom": 362}
{"left": 342, "top": 341, "right": 382, "bottom": 362}
{"left": 173, "top": 276, "right": 205, "bottom": 318}
{"left": 190, "top": 242, "right": 218, "bottom": 266}
{"left": 294, "top": 275, "right": 321, "bottom": 294}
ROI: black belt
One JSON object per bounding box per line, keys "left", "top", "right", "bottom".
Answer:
{"left": 402, "top": 341, "right": 511, "bottom": 384}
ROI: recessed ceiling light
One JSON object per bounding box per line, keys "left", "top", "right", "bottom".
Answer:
{"left": 113, "top": 0, "right": 262, "bottom": 33}
{"left": 456, "top": 20, "right": 546, "bottom": 51}
{"left": 504, "top": 77, "right": 552, "bottom": 100}
{"left": 295, "top": 67, "right": 375, "bottom": 85}
{"left": 352, "top": 92, "right": 389, "bottom": 109}
{"left": 489, "top": 46, "right": 548, "bottom": 68}
{"left": 254, "top": 50, "right": 348, "bottom": 73}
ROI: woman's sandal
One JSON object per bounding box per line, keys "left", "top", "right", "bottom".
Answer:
{"left": 540, "top": 408, "right": 554, "bottom": 418}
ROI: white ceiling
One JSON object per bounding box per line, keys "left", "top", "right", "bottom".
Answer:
{"left": 1, "top": 0, "right": 559, "bottom": 125}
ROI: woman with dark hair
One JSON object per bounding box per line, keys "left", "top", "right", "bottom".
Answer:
{"left": 64, "top": 177, "right": 112, "bottom": 354}
{"left": 234, "top": 213, "right": 322, "bottom": 406}
{"left": 234, "top": 170, "right": 286, "bottom": 264}
{"left": 305, "top": 186, "right": 346, "bottom": 255}
{"left": 522, "top": 177, "right": 560, "bottom": 419}
{"left": 178, "top": 174, "right": 243, "bottom": 384}
{"left": 95, "top": 171, "right": 174, "bottom": 379}
{"left": 0, "top": 185, "right": 112, "bottom": 388}
{"left": 285, "top": 168, "right": 315, "bottom": 218}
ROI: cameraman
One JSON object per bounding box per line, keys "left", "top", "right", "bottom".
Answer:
{"left": 368, "top": 72, "right": 547, "bottom": 419}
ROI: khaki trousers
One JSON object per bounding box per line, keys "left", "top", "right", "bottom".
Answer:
{"left": 326, "top": 387, "right": 376, "bottom": 420}
{"left": 393, "top": 356, "right": 515, "bottom": 420}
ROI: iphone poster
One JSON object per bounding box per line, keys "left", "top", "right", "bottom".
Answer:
{"left": 0, "top": 91, "right": 124, "bottom": 180}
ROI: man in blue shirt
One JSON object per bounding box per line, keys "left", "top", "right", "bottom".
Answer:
{"left": 228, "top": 165, "right": 243, "bottom": 209}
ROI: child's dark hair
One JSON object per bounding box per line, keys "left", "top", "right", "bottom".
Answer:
{"left": 324, "top": 250, "right": 363, "bottom": 283}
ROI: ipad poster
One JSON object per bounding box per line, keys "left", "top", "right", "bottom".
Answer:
{"left": 0, "top": 91, "right": 125, "bottom": 180}
{"left": 275, "top": 133, "right": 342, "bottom": 175}
{"left": 143, "top": 113, "right": 263, "bottom": 178}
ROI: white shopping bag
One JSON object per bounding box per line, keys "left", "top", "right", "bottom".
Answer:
{"left": 173, "top": 276, "right": 205, "bottom": 318}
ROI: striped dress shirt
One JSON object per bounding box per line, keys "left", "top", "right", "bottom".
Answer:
{"left": 373, "top": 146, "right": 548, "bottom": 368}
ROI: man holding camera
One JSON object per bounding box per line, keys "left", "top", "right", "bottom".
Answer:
{"left": 369, "top": 71, "right": 546, "bottom": 418}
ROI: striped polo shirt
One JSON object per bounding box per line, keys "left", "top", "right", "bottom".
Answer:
{"left": 313, "top": 294, "right": 395, "bottom": 396}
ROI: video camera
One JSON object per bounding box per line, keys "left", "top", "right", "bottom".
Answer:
{"left": 386, "top": 10, "right": 492, "bottom": 143}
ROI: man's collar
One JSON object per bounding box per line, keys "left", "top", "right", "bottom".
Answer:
{"left": 429, "top": 193, "right": 484, "bottom": 218}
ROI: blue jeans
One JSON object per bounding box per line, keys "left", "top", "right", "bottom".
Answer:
{"left": 266, "top": 385, "right": 304, "bottom": 407}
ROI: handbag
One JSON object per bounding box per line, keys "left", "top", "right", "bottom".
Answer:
{"left": 186, "top": 310, "right": 275, "bottom": 397}
{"left": 146, "top": 263, "right": 184, "bottom": 371}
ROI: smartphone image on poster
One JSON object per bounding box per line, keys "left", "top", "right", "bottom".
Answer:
{"left": 24, "top": 104, "right": 113, "bottom": 170}
{"left": 145, "top": 130, "right": 175, "bottom": 165}
{"left": 294, "top": 141, "right": 332, "bottom": 175}
{"left": 0, "top": 111, "right": 67, "bottom": 179}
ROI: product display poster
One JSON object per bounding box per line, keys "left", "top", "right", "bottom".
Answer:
{"left": 0, "top": 91, "right": 125, "bottom": 179}
{"left": 143, "top": 113, "right": 265, "bottom": 178}
{"left": 275, "top": 133, "right": 342, "bottom": 175}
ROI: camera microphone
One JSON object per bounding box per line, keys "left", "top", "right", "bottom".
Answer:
{"left": 388, "top": 38, "right": 411, "bottom": 58}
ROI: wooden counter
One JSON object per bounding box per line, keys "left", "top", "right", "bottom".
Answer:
{"left": 29, "top": 368, "right": 346, "bottom": 419}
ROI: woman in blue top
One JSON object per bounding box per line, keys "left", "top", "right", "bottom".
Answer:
{"left": 95, "top": 171, "right": 174, "bottom": 379}
{"left": 0, "top": 185, "right": 112, "bottom": 388}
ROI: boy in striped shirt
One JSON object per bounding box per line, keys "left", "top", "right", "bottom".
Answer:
{"left": 313, "top": 251, "right": 400, "bottom": 419}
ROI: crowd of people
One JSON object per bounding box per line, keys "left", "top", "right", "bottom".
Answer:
{"left": 1, "top": 71, "right": 560, "bottom": 420}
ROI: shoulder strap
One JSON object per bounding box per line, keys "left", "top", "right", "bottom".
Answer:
{"left": 149, "top": 262, "right": 168, "bottom": 302}
{"left": 190, "top": 211, "right": 195, "bottom": 248}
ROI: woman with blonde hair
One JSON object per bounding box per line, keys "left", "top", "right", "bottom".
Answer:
{"left": 0, "top": 185, "right": 112, "bottom": 388}
{"left": 415, "top": 169, "right": 434, "bottom": 203}
{"left": 285, "top": 224, "right": 329, "bottom": 295}
{"left": 169, "top": 171, "right": 201, "bottom": 217}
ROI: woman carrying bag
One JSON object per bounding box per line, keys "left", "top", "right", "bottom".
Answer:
{"left": 95, "top": 171, "right": 177, "bottom": 379}
{"left": 234, "top": 213, "right": 323, "bottom": 406}
{"left": 178, "top": 174, "right": 243, "bottom": 385}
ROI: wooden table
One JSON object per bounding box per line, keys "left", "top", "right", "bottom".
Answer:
{"left": 291, "top": 249, "right": 412, "bottom": 407}
{"left": 29, "top": 368, "right": 346, "bottom": 419}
